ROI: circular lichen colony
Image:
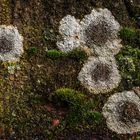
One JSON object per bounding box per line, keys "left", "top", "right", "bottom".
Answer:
{"left": 91, "top": 63, "right": 111, "bottom": 82}
{"left": 80, "top": 8, "right": 122, "bottom": 56}
{"left": 78, "top": 56, "right": 121, "bottom": 94}
{"left": 85, "top": 21, "right": 112, "bottom": 46}
{"left": 0, "top": 36, "right": 13, "bottom": 53}
{"left": 0, "top": 25, "right": 23, "bottom": 62}
{"left": 103, "top": 91, "right": 140, "bottom": 134}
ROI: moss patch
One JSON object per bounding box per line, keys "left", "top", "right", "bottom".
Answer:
{"left": 116, "top": 45, "right": 140, "bottom": 87}
{"left": 119, "top": 27, "right": 140, "bottom": 47}
{"left": 49, "top": 88, "right": 102, "bottom": 127}
{"left": 46, "top": 48, "right": 88, "bottom": 62}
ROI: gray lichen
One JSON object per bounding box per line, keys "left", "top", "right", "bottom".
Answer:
{"left": 0, "top": 25, "right": 23, "bottom": 62}
{"left": 103, "top": 91, "right": 140, "bottom": 134}
{"left": 57, "top": 8, "right": 122, "bottom": 56}
{"left": 80, "top": 8, "right": 122, "bottom": 56}
{"left": 78, "top": 56, "right": 121, "bottom": 94}
{"left": 57, "top": 15, "right": 81, "bottom": 52}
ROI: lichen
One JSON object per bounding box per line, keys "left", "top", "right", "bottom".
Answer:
{"left": 0, "top": 25, "right": 24, "bottom": 62}
{"left": 78, "top": 56, "right": 121, "bottom": 94}
{"left": 57, "top": 15, "right": 81, "bottom": 52}
{"left": 80, "top": 8, "right": 122, "bottom": 56}
{"left": 57, "top": 8, "right": 122, "bottom": 56}
{"left": 102, "top": 91, "right": 140, "bottom": 134}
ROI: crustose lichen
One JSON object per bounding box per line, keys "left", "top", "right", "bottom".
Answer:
{"left": 0, "top": 25, "right": 24, "bottom": 62}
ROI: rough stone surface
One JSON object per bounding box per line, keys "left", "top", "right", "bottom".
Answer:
{"left": 0, "top": 25, "right": 23, "bottom": 62}
{"left": 102, "top": 91, "right": 140, "bottom": 134}
{"left": 78, "top": 56, "right": 121, "bottom": 94}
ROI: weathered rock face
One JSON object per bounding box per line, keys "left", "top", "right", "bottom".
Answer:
{"left": 0, "top": 1, "right": 139, "bottom": 139}
{"left": 0, "top": 0, "right": 134, "bottom": 26}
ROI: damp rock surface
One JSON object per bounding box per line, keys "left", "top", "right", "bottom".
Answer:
{"left": 0, "top": 0, "right": 139, "bottom": 139}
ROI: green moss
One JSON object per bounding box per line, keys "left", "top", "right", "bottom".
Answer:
{"left": 116, "top": 45, "right": 140, "bottom": 86}
{"left": 49, "top": 88, "right": 84, "bottom": 102}
{"left": 67, "top": 48, "right": 88, "bottom": 62}
{"left": 46, "top": 48, "right": 88, "bottom": 62}
{"left": 46, "top": 49, "right": 65, "bottom": 59}
{"left": 135, "top": 136, "right": 140, "bottom": 140}
{"left": 119, "top": 27, "right": 140, "bottom": 47}
{"left": 49, "top": 88, "right": 102, "bottom": 127}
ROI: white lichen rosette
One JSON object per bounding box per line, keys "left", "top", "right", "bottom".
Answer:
{"left": 78, "top": 56, "right": 121, "bottom": 94}
{"left": 0, "top": 25, "right": 23, "bottom": 62}
{"left": 80, "top": 8, "right": 122, "bottom": 56}
{"left": 103, "top": 91, "right": 140, "bottom": 134}
{"left": 57, "top": 8, "right": 122, "bottom": 56}
{"left": 57, "top": 15, "right": 81, "bottom": 52}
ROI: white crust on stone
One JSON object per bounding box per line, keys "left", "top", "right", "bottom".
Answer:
{"left": 57, "top": 15, "right": 81, "bottom": 52}
{"left": 78, "top": 56, "right": 121, "bottom": 94}
{"left": 0, "top": 25, "right": 23, "bottom": 62}
{"left": 102, "top": 91, "right": 140, "bottom": 134}
{"left": 80, "top": 8, "right": 122, "bottom": 56}
{"left": 57, "top": 8, "right": 122, "bottom": 56}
